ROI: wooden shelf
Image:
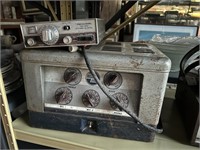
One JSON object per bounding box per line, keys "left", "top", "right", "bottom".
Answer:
{"left": 0, "top": 19, "right": 24, "bottom": 29}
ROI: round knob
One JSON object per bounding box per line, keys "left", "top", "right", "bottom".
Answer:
{"left": 82, "top": 90, "right": 100, "bottom": 108}
{"left": 55, "top": 87, "right": 72, "bottom": 105}
{"left": 39, "top": 25, "right": 59, "bottom": 45}
{"left": 104, "top": 72, "right": 122, "bottom": 89}
{"left": 27, "top": 38, "right": 36, "bottom": 46}
{"left": 63, "top": 36, "right": 72, "bottom": 44}
{"left": 110, "top": 93, "right": 129, "bottom": 111}
{"left": 64, "top": 68, "right": 82, "bottom": 85}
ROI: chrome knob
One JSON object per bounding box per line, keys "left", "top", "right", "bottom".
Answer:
{"left": 27, "top": 38, "right": 36, "bottom": 46}
{"left": 39, "top": 25, "right": 59, "bottom": 45}
{"left": 63, "top": 36, "right": 72, "bottom": 44}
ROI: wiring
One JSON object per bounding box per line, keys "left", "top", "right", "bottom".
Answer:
{"left": 81, "top": 46, "right": 163, "bottom": 134}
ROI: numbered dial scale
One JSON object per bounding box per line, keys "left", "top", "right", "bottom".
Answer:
{"left": 39, "top": 25, "right": 59, "bottom": 46}
{"left": 82, "top": 90, "right": 100, "bottom": 108}
{"left": 55, "top": 87, "right": 73, "bottom": 105}
{"left": 110, "top": 93, "right": 129, "bottom": 110}
{"left": 64, "top": 68, "right": 82, "bottom": 85}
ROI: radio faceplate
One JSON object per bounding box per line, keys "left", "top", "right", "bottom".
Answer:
{"left": 43, "top": 66, "right": 143, "bottom": 117}
{"left": 20, "top": 18, "right": 105, "bottom": 48}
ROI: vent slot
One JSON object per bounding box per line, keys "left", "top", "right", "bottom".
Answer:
{"left": 105, "top": 42, "right": 122, "bottom": 46}
{"left": 133, "top": 48, "right": 154, "bottom": 53}
{"left": 102, "top": 46, "right": 122, "bottom": 52}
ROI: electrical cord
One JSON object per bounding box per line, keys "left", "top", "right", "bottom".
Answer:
{"left": 81, "top": 46, "right": 163, "bottom": 134}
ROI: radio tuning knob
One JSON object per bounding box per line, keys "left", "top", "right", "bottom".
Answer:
{"left": 107, "top": 74, "right": 119, "bottom": 85}
{"left": 104, "top": 72, "right": 122, "bottom": 89}
{"left": 27, "top": 38, "right": 36, "bottom": 46}
{"left": 110, "top": 93, "right": 129, "bottom": 111}
{"left": 55, "top": 87, "right": 72, "bottom": 105}
{"left": 63, "top": 36, "right": 72, "bottom": 44}
{"left": 82, "top": 90, "right": 100, "bottom": 108}
{"left": 64, "top": 68, "right": 82, "bottom": 85}
{"left": 64, "top": 71, "right": 77, "bottom": 83}
{"left": 39, "top": 25, "right": 59, "bottom": 45}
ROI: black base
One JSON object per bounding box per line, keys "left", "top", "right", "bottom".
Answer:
{"left": 29, "top": 109, "right": 156, "bottom": 142}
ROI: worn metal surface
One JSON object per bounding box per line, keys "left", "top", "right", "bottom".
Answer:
{"left": 21, "top": 42, "right": 170, "bottom": 127}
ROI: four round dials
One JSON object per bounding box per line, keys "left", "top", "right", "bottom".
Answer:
{"left": 82, "top": 90, "right": 100, "bottom": 108}
{"left": 55, "top": 87, "right": 73, "bottom": 105}
{"left": 39, "top": 25, "right": 59, "bottom": 45}
{"left": 64, "top": 68, "right": 82, "bottom": 85}
{"left": 104, "top": 72, "right": 122, "bottom": 89}
{"left": 110, "top": 93, "right": 129, "bottom": 111}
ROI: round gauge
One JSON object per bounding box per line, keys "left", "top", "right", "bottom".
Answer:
{"left": 104, "top": 72, "right": 122, "bottom": 89}
{"left": 82, "top": 90, "right": 100, "bottom": 108}
{"left": 55, "top": 87, "right": 73, "bottom": 105}
{"left": 85, "top": 71, "right": 100, "bottom": 85}
{"left": 39, "top": 25, "right": 59, "bottom": 45}
{"left": 63, "top": 68, "right": 82, "bottom": 85}
{"left": 110, "top": 92, "right": 129, "bottom": 111}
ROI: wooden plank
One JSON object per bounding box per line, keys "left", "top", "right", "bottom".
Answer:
{"left": 60, "top": 1, "right": 66, "bottom": 20}
{"left": 0, "top": 71, "right": 18, "bottom": 150}
{"left": 65, "top": 1, "right": 72, "bottom": 20}
{"left": 100, "top": 0, "right": 122, "bottom": 23}
{"left": 60, "top": 1, "right": 72, "bottom": 20}
{"left": 46, "top": 0, "right": 58, "bottom": 21}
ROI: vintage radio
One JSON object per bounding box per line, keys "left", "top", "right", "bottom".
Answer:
{"left": 20, "top": 18, "right": 105, "bottom": 48}
{"left": 20, "top": 42, "right": 171, "bottom": 141}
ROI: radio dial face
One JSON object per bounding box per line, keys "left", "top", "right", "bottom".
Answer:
{"left": 55, "top": 87, "right": 73, "bottom": 105}
{"left": 39, "top": 25, "right": 59, "bottom": 45}
{"left": 110, "top": 93, "right": 129, "bottom": 110}
{"left": 82, "top": 90, "right": 100, "bottom": 108}
{"left": 63, "top": 68, "right": 82, "bottom": 85}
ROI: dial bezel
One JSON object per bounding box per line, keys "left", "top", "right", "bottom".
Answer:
{"left": 63, "top": 68, "right": 82, "bottom": 85}
{"left": 55, "top": 87, "right": 73, "bottom": 105}
{"left": 82, "top": 89, "right": 100, "bottom": 108}
{"left": 39, "top": 25, "right": 59, "bottom": 45}
{"left": 103, "top": 71, "right": 123, "bottom": 89}
{"left": 110, "top": 92, "right": 129, "bottom": 110}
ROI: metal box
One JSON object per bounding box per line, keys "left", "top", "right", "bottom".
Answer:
{"left": 20, "top": 42, "right": 171, "bottom": 141}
